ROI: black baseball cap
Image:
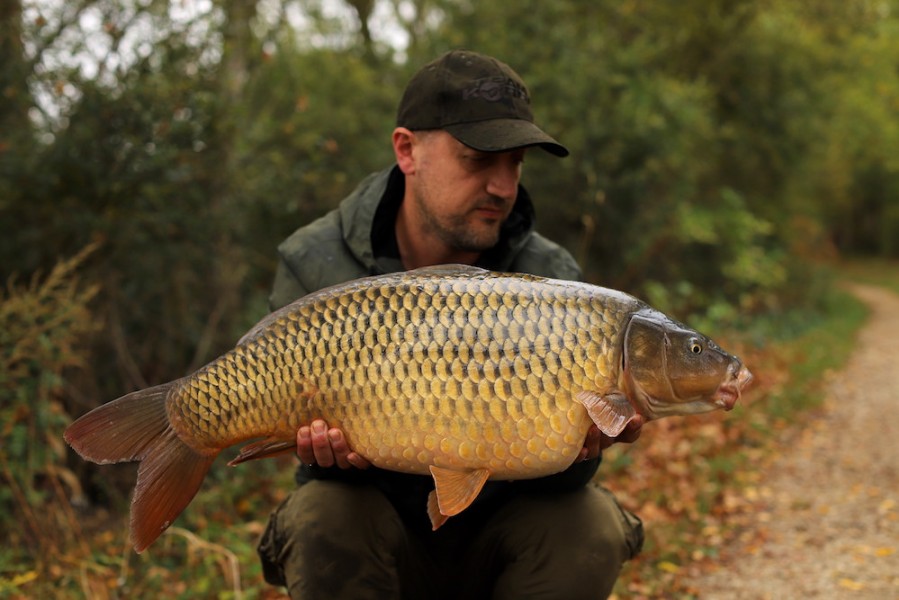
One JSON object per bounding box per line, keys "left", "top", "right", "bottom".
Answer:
{"left": 396, "top": 50, "right": 569, "bottom": 157}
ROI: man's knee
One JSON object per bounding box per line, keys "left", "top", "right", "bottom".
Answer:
{"left": 585, "top": 486, "right": 644, "bottom": 563}
{"left": 554, "top": 486, "right": 644, "bottom": 596}
{"left": 488, "top": 486, "right": 643, "bottom": 599}
{"left": 257, "top": 481, "right": 405, "bottom": 599}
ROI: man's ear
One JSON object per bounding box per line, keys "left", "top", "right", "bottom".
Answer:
{"left": 393, "top": 127, "right": 416, "bottom": 174}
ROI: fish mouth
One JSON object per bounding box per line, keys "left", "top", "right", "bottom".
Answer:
{"left": 714, "top": 364, "right": 754, "bottom": 411}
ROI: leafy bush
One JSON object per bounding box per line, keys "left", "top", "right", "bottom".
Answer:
{"left": 0, "top": 243, "right": 100, "bottom": 566}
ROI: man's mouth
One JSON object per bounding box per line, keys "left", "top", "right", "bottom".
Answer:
{"left": 471, "top": 196, "right": 509, "bottom": 219}
{"left": 475, "top": 208, "right": 504, "bottom": 219}
{"left": 472, "top": 201, "right": 508, "bottom": 220}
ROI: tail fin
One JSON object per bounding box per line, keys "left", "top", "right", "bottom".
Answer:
{"left": 64, "top": 383, "right": 216, "bottom": 552}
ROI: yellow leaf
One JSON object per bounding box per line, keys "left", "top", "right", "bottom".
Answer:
{"left": 658, "top": 561, "right": 680, "bottom": 574}
{"left": 6, "top": 571, "right": 38, "bottom": 587}
{"left": 875, "top": 547, "right": 896, "bottom": 557}
{"left": 838, "top": 578, "right": 866, "bottom": 591}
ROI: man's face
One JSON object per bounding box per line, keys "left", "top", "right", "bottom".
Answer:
{"left": 409, "top": 131, "right": 526, "bottom": 253}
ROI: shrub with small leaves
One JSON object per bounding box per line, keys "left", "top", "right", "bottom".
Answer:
{"left": 0, "top": 243, "right": 101, "bottom": 556}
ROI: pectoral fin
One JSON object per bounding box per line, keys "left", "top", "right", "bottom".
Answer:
{"left": 426, "top": 466, "right": 491, "bottom": 530}
{"left": 575, "top": 391, "right": 638, "bottom": 438}
{"left": 228, "top": 437, "right": 296, "bottom": 466}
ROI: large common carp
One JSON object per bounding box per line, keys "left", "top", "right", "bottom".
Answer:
{"left": 65, "top": 265, "right": 752, "bottom": 552}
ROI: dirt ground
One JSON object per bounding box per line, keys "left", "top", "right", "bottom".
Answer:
{"left": 684, "top": 283, "right": 899, "bottom": 598}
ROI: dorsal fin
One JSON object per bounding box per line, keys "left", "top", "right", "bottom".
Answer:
{"left": 407, "top": 264, "right": 488, "bottom": 278}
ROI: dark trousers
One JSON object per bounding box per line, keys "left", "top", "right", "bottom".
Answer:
{"left": 258, "top": 480, "right": 643, "bottom": 600}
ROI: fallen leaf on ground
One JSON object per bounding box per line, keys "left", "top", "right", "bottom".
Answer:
{"left": 658, "top": 561, "right": 680, "bottom": 574}
{"left": 838, "top": 578, "right": 866, "bottom": 591}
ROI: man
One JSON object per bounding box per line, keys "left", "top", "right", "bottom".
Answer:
{"left": 258, "top": 50, "right": 644, "bottom": 599}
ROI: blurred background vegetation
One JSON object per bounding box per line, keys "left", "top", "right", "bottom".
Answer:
{"left": 2, "top": 0, "right": 899, "bottom": 597}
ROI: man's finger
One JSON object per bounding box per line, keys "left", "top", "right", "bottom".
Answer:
{"left": 296, "top": 426, "right": 315, "bottom": 464}
{"left": 296, "top": 420, "right": 370, "bottom": 469}
{"left": 346, "top": 452, "right": 371, "bottom": 469}
{"left": 310, "top": 420, "right": 335, "bottom": 467}
{"left": 618, "top": 415, "right": 645, "bottom": 444}
{"left": 598, "top": 415, "right": 646, "bottom": 449}
{"left": 328, "top": 428, "right": 352, "bottom": 469}
{"left": 581, "top": 425, "right": 602, "bottom": 460}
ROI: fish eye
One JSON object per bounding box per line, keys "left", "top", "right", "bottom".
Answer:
{"left": 689, "top": 340, "right": 703, "bottom": 354}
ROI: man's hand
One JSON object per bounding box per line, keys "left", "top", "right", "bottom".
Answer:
{"left": 296, "top": 419, "right": 371, "bottom": 470}
{"left": 578, "top": 415, "right": 645, "bottom": 462}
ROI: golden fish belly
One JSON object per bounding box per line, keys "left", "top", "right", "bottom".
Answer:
{"left": 169, "top": 269, "right": 637, "bottom": 478}
{"left": 341, "top": 397, "right": 593, "bottom": 478}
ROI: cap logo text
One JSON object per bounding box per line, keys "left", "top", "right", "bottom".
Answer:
{"left": 462, "top": 77, "right": 529, "bottom": 103}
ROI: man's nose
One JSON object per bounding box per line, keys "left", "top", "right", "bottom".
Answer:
{"left": 486, "top": 160, "right": 521, "bottom": 201}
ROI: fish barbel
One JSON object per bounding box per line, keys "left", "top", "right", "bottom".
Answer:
{"left": 65, "top": 265, "right": 752, "bottom": 551}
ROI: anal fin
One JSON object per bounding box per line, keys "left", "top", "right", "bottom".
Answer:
{"left": 575, "top": 390, "right": 638, "bottom": 438}
{"left": 427, "top": 492, "right": 450, "bottom": 530}
{"left": 427, "top": 466, "right": 490, "bottom": 530}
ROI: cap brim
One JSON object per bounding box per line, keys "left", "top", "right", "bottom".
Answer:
{"left": 444, "top": 119, "right": 569, "bottom": 157}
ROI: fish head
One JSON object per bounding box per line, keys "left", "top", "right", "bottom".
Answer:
{"left": 622, "top": 309, "right": 753, "bottom": 420}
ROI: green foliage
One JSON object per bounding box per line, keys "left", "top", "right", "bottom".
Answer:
{"left": 0, "top": 243, "right": 100, "bottom": 562}
{"left": 5, "top": 11, "right": 280, "bottom": 405}
{"left": 785, "top": 3, "right": 899, "bottom": 259}
{"left": 235, "top": 47, "right": 398, "bottom": 243}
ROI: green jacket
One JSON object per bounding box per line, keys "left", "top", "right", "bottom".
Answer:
{"left": 270, "top": 165, "right": 598, "bottom": 528}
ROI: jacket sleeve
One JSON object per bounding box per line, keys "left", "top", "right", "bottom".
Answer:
{"left": 269, "top": 208, "right": 372, "bottom": 312}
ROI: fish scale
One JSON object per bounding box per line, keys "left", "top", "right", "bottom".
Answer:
{"left": 65, "top": 264, "right": 752, "bottom": 552}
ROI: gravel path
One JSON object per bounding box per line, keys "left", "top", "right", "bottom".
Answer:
{"left": 685, "top": 283, "right": 899, "bottom": 599}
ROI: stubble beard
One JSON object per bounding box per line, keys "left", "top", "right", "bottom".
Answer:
{"left": 414, "top": 192, "right": 505, "bottom": 253}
